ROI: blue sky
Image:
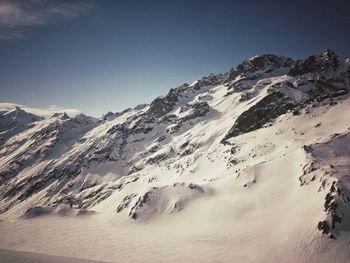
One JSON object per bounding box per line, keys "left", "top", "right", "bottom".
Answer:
{"left": 0, "top": 0, "right": 349, "bottom": 117}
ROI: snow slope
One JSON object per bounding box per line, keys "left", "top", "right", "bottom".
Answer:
{"left": 0, "top": 49, "right": 350, "bottom": 262}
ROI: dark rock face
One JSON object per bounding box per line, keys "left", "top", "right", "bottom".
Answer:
{"left": 168, "top": 102, "right": 210, "bottom": 134}
{"left": 116, "top": 193, "right": 137, "bottom": 213}
{"left": 148, "top": 73, "right": 227, "bottom": 118}
{"left": 318, "top": 220, "right": 331, "bottom": 235}
{"left": 183, "top": 101, "right": 210, "bottom": 118}
{"left": 128, "top": 191, "right": 152, "bottom": 220}
{"left": 229, "top": 54, "right": 294, "bottom": 81}
{"left": 318, "top": 181, "right": 349, "bottom": 237}
{"left": 301, "top": 132, "right": 350, "bottom": 238}
{"left": 289, "top": 49, "right": 338, "bottom": 76}
{"left": 303, "top": 145, "right": 313, "bottom": 154}
{"left": 51, "top": 112, "right": 70, "bottom": 120}
{"left": 310, "top": 79, "right": 348, "bottom": 102}
{"left": 223, "top": 52, "right": 349, "bottom": 142}
{"left": 148, "top": 88, "right": 180, "bottom": 117}
{"left": 102, "top": 111, "right": 121, "bottom": 121}
{"left": 179, "top": 141, "right": 198, "bottom": 157}
{"left": 192, "top": 73, "right": 228, "bottom": 90}
{"left": 133, "top": 104, "right": 149, "bottom": 111}
{"left": 222, "top": 92, "right": 298, "bottom": 141}
{"left": 128, "top": 114, "right": 155, "bottom": 135}
{"left": 239, "top": 91, "right": 256, "bottom": 102}
{"left": 146, "top": 152, "right": 170, "bottom": 165}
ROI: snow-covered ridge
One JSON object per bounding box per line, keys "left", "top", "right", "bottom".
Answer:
{"left": 0, "top": 106, "right": 44, "bottom": 145}
{"left": 0, "top": 49, "right": 350, "bottom": 261}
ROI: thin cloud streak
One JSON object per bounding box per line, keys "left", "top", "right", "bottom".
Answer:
{"left": 0, "top": 102, "right": 80, "bottom": 118}
{"left": 0, "top": 0, "right": 94, "bottom": 40}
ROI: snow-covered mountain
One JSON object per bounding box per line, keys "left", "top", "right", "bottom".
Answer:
{"left": 0, "top": 49, "right": 350, "bottom": 262}
{"left": 0, "top": 106, "right": 44, "bottom": 146}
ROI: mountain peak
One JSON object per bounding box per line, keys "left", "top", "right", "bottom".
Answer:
{"left": 0, "top": 107, "right": 43, "bottom": 145}
{"left": 229, "top": 54, "right": 294, "bottom": 81}
{"left": 5, "top": 106, "right": 25, "bottom": 117}
{"left": 51, "top": 112, "right": 70, "bottom": 120}
{"left": 288, "top": 49, "right": 339, "bottom": 76}
{"left": 320, "top": 48, "right": 338, "bottom": 58}
{"left": 4, "top": 106, "right": 42, "bottom": 121}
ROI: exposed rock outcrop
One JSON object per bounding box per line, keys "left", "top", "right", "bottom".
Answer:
{"left": 222, "top": 91, "right": 298, "bottom": 141}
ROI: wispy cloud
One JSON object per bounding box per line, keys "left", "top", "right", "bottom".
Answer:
{"left": 0, "top": 102, "right": 80, "bottom": 118}
{"left": 0, "top": 0, "right": 94, "bottom": 40}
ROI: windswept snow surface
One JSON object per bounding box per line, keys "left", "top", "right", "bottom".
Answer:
{"left": 0, "top": 50, "right": 350, "bottom": 262}
{"left": 0, "top": 249, "right": 108, "bottom": 263}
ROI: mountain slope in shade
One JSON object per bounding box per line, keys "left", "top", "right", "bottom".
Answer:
{"left": 0, "top": 49, "right": 350, "bottom": 263}
{"left": 0, "top": 106, "right": 44, "bottom": 145}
